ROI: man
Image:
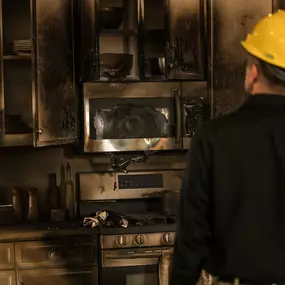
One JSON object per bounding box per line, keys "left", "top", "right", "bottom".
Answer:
{"left": 171, "top": 10, "right": 285, "bottom": 285}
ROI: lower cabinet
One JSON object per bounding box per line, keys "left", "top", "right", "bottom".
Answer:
{"left": 0, "top": 271, "right": 16, "bottom": 285}
{"left": 17, "top": 267, "right": 98, "bottom": 285}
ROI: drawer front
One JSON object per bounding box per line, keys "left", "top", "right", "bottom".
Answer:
{"left": 0, "top": 271, "right": 16, "bottom": 285}
{"left": 15, "top": 237, "right": 96, "bottom": 268}
{"left": 0, "top": 243, "right": 14, "bottom": 269}
{"left": 17, "top": 266, "right": 98, "bottom": 285}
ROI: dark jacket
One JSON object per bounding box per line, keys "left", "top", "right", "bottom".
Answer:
{"left": 171, "top": 94, "right": 285, "bottom": 285}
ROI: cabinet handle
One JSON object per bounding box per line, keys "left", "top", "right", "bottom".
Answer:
{"left": 36, "top": 128, "right": 43, "bottom": 135}
{"left": 48, "top": 248, "right": 62, "bottom": 258}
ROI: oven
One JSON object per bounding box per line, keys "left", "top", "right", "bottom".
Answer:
{"left": 101, "top": 247, "right": 172, "bottom": 285}
{"left": 83, "top": 81, "right": 208, "bottom": 152}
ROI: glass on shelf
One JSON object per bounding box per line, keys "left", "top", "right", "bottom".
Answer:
{"left": 143, "top": 0, "right": 166, "bottom": 80}
{"left": 98, "top": 0, "right": 139, "bottom": 81}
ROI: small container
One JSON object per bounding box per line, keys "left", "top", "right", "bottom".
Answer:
{"left": 47, "top": 173, "right": 60, "bottom": 210}
{"left": 28, "top": 187, "right": 39, "bottom": 222}
{"left": 50, "top": 209, "right": 66, "bottom": 222}
{"left": 59, "top": 164, "right": 66, "bottom": 209}
{"left": 65, "top": 162, "right": 75, "bottom": 220}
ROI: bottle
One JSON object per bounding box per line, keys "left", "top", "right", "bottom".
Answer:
{"left": 59, "top": 164, "right": 66, "bottom": 209}
{"left": 65, "top": 162, "right": 75, "bottom": 220}
{"left": 47, "top": 173, "right": 60, "bottom": 210}
{"left": 28, "top": 187, "right": 39, "bottom": 222}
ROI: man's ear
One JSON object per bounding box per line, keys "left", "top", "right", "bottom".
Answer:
{"left": 251, "top": 63, "right": 259, "bottom": 82}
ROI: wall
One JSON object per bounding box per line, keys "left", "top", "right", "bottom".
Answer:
{"left": 0, "top": 145, "right": 187, "bottom": 215}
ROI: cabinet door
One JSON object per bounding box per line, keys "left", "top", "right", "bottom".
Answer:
{"left": 17, "top": 267, "right": 98, "bottom": 285}
{"left": 0, "top": 271, "right": 16, "bottom": 285}
{"left": 167, "top": 0, "right": 206, "bottom": 80}
{"left": 212, "top": 0, "right": 272, "bottom": 118}
{"left": 32, "top": 0, "right": 77, "bottom": 146}
{"left": 78, "top": 0, "right": 97, "bottom": 82}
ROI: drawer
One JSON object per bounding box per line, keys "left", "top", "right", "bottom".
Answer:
{"left": 0, "top": 243, "right": 14, "bottom": 269}
{"left": 15, "top": 237, "right": 97, "bottom": 268}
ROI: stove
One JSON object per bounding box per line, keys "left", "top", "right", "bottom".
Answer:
{"left": 78, "top": 169, "right": 183, "bottom": 285}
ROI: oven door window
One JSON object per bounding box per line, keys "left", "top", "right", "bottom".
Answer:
{"left": 89, "top": 98, "right": 174, "bottom": 140}
{"left": 102, "top": 265, "right": 158, "bottom": 285}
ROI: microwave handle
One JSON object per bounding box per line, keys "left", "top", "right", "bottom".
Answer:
{"left": 173, "top": 89, "right": 182, "bottom": 143}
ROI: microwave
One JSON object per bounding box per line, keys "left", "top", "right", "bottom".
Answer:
{"left": 83, "top": 81, "right": 208, "bottom": 153}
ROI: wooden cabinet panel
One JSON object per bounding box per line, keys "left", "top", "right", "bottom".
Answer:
{"left": 15, "top": 238, "right": 96, "bottom": 268}
{"left": 0, "top": 271, "right": 16, "bottom": 285}
{"left": 0, "top": 243, "right": 14, "bottom": 269}
{"left": 33, "top": 0, "right": 77, "bottom": 146}
{"left": 17, "top": 267, "right": 98, "bottom": 285}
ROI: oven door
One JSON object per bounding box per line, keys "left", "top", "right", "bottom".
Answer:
{"left": 101, "top": 247, "right": 172, "bottom": 285}
{"left": 83, "top": 82, "right": 182, "bottom": 152}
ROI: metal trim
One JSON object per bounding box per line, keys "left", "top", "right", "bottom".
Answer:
{"left": 0, "top": 0, "right": 4, "bottom": 145}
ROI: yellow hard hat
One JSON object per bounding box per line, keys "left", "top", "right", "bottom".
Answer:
{"left": 241, "top": 10, "right": 285, "bottom": 69}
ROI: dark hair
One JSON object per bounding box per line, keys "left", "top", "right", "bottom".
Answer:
{"left": 258, "top": 60, "right": 285, "bottom": 87}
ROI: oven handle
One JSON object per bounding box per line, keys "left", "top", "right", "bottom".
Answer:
{"left": 102, "top": 250, "right": 172, "bottom": 269}
{"left": 173, "top": 89, "right": 182, "bottom": 143}
{"left": 105, "top": 251, "right": 163, "bottom": 260}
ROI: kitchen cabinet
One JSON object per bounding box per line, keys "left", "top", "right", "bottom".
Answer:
{"left": 15, "top": 238, "right": 96, "bottom": 268}
{"left": 79, "top": 0, "right": 206, "bottom": 82}
{"left": 0, "top": 0, "right": 78, "bottom": 147}
{"left": 0, "top": 271, "right": 16, "bottom": 285}
{"left": 0, "top": 243, "right": 14, "bottom": 270}
{"left": 17, "top": 267, "right": 98, "bottom": 285}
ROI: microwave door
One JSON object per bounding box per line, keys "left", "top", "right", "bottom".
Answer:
{"left": 84, "top": 94, "right": 183, "bottom": 152}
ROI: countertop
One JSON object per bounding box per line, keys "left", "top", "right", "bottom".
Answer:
{"left": 0, "top": 221, "right": 99, "bottom": 241}
{"left": 0, "top": 222, "right": 177, "bottom": 242}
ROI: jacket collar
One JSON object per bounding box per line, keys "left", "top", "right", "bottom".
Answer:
{"left": 246, "top": 94, "right": 285, "bottom": 106}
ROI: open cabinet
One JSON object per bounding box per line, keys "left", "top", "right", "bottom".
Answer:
{"left": 79, "top": 0, "right": 207, "bottom": 82}
{"left": 0, "top": 0, "right": 77, "bottom": 147}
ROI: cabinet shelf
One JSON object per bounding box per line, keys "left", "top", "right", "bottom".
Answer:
{"left": 3, "top": 55, "right": 31, "bottom": 60}
{"left": 3, "top": 133, "right": 33, "bottom": 146}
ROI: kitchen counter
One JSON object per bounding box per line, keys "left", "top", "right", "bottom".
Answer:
{"left": 0, "top": 221, "right": 99, "bottom": 241}
{"left": 0, "top": 222, "right": 177, "bottom": 241}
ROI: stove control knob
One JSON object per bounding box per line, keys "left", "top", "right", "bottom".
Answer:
{"left": 163, "top": 232, "right": 173, "bottom": 244}
{"left": 135, "top": 234, "right": 146, "bottom": 245}
{"left": 117, "top": 235, "right": 127, "bottom": 246}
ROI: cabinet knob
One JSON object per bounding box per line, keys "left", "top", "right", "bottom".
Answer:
{"left": 163, "top": 232, "right": 173, "bottom": 244}
{"left": 37, "top": 128, "right": 43, "bottom": 135}
{"left": 117, "top": 235, "right": 127, "bottom": 246}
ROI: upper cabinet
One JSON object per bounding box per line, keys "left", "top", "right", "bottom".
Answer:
{"left": 79, "top": 0, "right": 206, "bottom": 83}
{"left": 0, "top": 0, "right": 78, "bottom": 147}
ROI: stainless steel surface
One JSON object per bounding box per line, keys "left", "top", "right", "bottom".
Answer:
{"left": 83, "top": 81, "right": 208, "bottom": 152}
{"left": 83, "top": 82, "right": 182, "bottom": 152}
{"left": 162, "top": 190, "right": 180, "bottom": 215}
{"left": 174, "top": 89, "right": 182, "bottom": 143}
{"left": 79, "top": 169, "right": 183, "bottom": 201}
{"left": 182, "top": 81, "right": 208, "bottom": 149}
{"left": 101, "top": 232, "right": 175, "bottom": 249}
{"left": 102, "top": 246, "right": 173, "bottom": 268}
{"left": 211, "top": 0, "right": 273, "bottom": 117}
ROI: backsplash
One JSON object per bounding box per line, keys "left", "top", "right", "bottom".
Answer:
{"left": 0, "top": 145, "right": 187, "bottom": 215}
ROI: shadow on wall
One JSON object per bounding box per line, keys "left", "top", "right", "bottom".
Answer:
{"left": 0, "top": 145, "right": 187, "bottom": 214}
